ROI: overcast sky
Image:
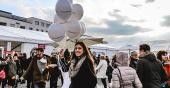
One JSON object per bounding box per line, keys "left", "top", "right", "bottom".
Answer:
{"left": 1, "top": 0, "right": 170, "bottom": 47}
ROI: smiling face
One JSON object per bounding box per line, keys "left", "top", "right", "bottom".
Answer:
{"left": 74, "top": 44, "right": 84, "bottom": 57}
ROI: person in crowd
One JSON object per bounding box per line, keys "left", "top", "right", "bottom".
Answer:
{"left": 157, "top": 50, "right": 168, "bottom": 65}
{"left": 19, "top": 53, "right": 28, "bottom": 71}
{"left": 64, "top": 49, "right": 71, "bottom": 65}
{"left": 7, "top": 53, "right": 18, "bottom": 88}
{"left": 0, "top": 56, "right": 8, "bottom": 88}
{"left": 25, "top": 49, "right": 37, "bottom": 88}
{"left": 69, "top": 42, "right": 97, "bottom": 88}
{"left": 15, "top": 53, "right": 24, "bottom": 87}
{"left": 48, "top": 53, "right": 63, "bottom": 88}
{"left": 129, "top": 51, "right": 138, "bottom": 70}
{"left": 111, "top": 52, "right": 142, "bottom": 88}
{"left": 58, "top": 48, "right": 71, "bottom": 88}
{"left": 96, "top": 54, "right": 101, "bottom": 65}
{"left": 60, "top": 49, "right": 70, "bottom": 72}
{"left": 106, "top": 55, "right": 113, "bottom": 84}
{"left": 105, "top": 56, "right": 110, "bottom": 64}
{"left": 21, "top": 48, "right": 51, "bottom": 88}
{"left": 137, "top": 44, "right": 168, "bottom": 88}
{"left": 96, "top": 55, "right": 108, "bottom": 88}
{"left": 157, "top": 50, "right": 170, "bottom": 87}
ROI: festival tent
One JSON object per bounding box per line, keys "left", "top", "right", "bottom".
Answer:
{"left": 90, "top": 44, "right": 116, "bottom": 50}
{"left": 0, "top": 26, "right": 54, "bottom": 44}
{"left": 118, "top": 44, "right": 138, "bottom": 56}
{"left": 89, "top": 44, "right": 117, "bottom": 58}
{"left": 64, "top": 35, "right": 105, "bottom": 50}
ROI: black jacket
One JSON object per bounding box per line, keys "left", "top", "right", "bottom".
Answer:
{"left": 129, "top": 58, "right": 138, "bottom": 70}
{"left": 69, "top": 58, "right": 97, "bottom": 88}
{"left": 137, "top": 53, "right": 168, "bottom": 88}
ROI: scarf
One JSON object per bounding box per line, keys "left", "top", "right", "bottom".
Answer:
{"left": 69, "top": 56, "right": 86, "bottom": 78}
{"left": 37, "top": 57, "right": 47, "bottom": 74}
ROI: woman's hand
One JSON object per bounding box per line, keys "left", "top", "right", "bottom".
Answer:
{"left": 12, "top": 76, "right": 16, "bottom": 79}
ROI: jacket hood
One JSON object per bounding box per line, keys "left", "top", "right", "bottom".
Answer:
{"left": 114, "top": 52, "right": 129, "bottom": 66}
{"left": 139, "top": 52, "right": 156, "bottom": 62}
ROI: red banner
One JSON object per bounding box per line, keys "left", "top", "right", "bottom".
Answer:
{"left": 38, "top": 44, "right": 45, "bottom": 49}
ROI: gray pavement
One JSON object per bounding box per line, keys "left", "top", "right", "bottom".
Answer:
{"left": 3, "top": 80, "right": 63, "bottom": 88}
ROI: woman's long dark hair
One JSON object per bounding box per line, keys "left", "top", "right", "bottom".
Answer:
{"left": 72, "top": 42, "right": 95, "bottom": 73}
{"left": 157, "top": 50, "right": 167, "bottom": 64}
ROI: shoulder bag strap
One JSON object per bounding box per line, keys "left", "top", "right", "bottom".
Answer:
{"left": 117, "top": 67, "right": 124, "bottom": 88}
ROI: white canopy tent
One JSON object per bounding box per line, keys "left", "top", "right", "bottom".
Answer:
{"left": 89, "top": 44, "right": 117, "bottom": 59}
{"left": 90, "top": 44, "right": 116, "bottom": 50}
{"left": 0, "top": 26, "right": 54, "bottom": 44}
{"left": 62, "top": 35, "right": 105, "bottom": 50}
{"left": 118, "top": 44, "right": 138, "bottom": 56}
{"left": 0, "top": 26, "right": 56, "bottom": 57}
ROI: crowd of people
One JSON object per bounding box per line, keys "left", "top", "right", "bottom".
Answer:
{"left": 0, "top": 42, "right": 170, "bottom": 88}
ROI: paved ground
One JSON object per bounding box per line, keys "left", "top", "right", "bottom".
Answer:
{"left": 3, "top": 80, "right": 62, "bottom": 88}
{"left": 2, "top": 72, "right": 68, "bottom": 88}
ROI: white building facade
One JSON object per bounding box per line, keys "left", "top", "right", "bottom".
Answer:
{"left": 0, "top": 10, "right": 54, "bottom": 58}
{"left": 0, "top": 10, "right": 52, "bottom": 32}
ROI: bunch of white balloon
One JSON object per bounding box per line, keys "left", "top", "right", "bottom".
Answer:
{"left": 48, "top": 0, "right": 86, "bottom": 42}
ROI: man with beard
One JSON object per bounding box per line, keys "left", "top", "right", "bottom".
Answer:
{"left": 21, "top": 48, "right": 51, "bottom": 88}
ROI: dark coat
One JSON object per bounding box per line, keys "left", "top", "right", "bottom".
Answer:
{"left": 22, "top": 54, "right": 50, "bottom": 83}
{"left": 137, "top": 53, "right": 168, "bottom": 88}
{"left": 129, "top": 58, "right": 138, "bottom": 70}
{"left": 69, "top": 58, "right": 97, "bottom": 88}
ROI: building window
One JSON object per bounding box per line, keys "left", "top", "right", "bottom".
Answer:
{"left": 36, "top": 29, "right": 39, "bottom": 31}
{"left": 35, "top": 21, "right": 39, "bottom": 25}
{"left": 29, "top": 27, "right": 33, "bottom": 30}
{"left": 16, "top": 22, "right": 20, "bottom": 28}
{"left": 20, "top": 26, "right": 25, "bottom": 29}
{"left": 0, "top": 22, "right": 7, "bottom": 26}
{"left": 46, "top": 24, "right": 50, "bottom": 28}
{"left": 10, "top": 24, "right": 15, "bottom": 27}
{"left": 41, "top": 22, "right": 45, "bottom": 27}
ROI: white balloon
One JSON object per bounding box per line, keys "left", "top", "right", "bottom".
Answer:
{"left": 68, "top": 0, "right": 73, "bottom": 4}
{"left": 65, "top": 21, "right": 81, "bottom": 39}
{"left": 54, "top": 14, "right": 66, "bottom": 24}
{"left": 55, "top": 0, "right": 72, "bottom": 21}
{"left": 48, "top": 23, "right": 65, "bottom": 42}
{"left": 69, "top": 4, "right": 84, "bottom": 21}
{"left": 80, "top": 22, "right": 86, "bottom": 36}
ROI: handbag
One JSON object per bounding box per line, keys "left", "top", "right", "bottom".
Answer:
{"left": 0, "top": 69, "right": 6, "bottom": 80}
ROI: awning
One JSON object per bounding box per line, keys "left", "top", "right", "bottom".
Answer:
{"left": 0, "top": 26, "right": 54, "bottom": 44}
